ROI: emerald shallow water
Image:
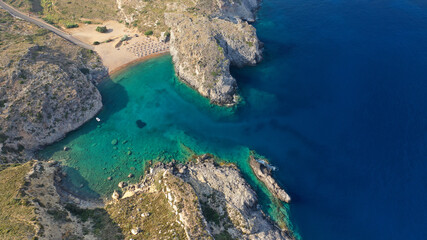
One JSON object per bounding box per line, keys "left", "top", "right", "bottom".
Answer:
{"left": 39, "top": 55, "right": 292, "bottom": 228}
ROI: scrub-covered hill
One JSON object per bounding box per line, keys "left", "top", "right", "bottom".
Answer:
{"left": 0, "top": 9, "right": 107, "bottom": 163}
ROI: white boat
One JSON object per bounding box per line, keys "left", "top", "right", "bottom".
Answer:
{"left": 96, "top": 117, "right": 101, "bottom": 122}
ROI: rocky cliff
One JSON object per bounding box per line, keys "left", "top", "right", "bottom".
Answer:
{"left": 13, "top": 161, "right": 122, "bottom": 239}
{"left": 0, "top": 9, "right": 107, "bottom": 163}
{"left": 166, "top": 13, "right": 262, "bottom": 105}
{"left": 117, "top": 0, "right": 263, "bottom": 105}
{"left": 0, "top": 156, "right": 294, "bottom": 239}
{"left": 111, "top": 155, "right": 293, "bottom": 240}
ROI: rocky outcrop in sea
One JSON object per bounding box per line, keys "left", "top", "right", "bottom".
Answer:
{"left": 250, "top": 155, "right": 292, "bottom": 203}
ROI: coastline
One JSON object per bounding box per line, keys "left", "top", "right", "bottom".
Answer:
{"left": 108, "top": 51, "right": 170, "bottom": 78}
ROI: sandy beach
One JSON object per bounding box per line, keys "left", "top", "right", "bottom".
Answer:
{"left": 66, "top": 20, "right": 169, "bottom": 73}
{"left": 108, "top": 51, "right": 170, "bottom": 77}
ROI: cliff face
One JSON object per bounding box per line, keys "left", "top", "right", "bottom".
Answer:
{"left": 0, "top": 9, "right": 107, "bottom": 163}
{"left": 166, "top": 13, "right": 262, "bottom": 105}
{"left": 166, "top": 0, "right": 263, "bottom": 105}
{"left": 18, "top": 161, "right": 122, "bottom": 239}
{"left": 218, "top": 0, "right": 261, "bottom": 22}
{"left": 117, "top": 0, "right": 263, "bottom": 105}
{"left": 179, "top": 157, "right": 288, "bottom": 239}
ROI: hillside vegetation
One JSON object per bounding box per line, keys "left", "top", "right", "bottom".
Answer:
{"left": 4, "top": 0, "right": 118, "bottom": 28}
{"left": 0, "top": 8, "right": 106, "bottom": 163}
{"left": 0, "top": 162, "right": 37, "bottom": 239}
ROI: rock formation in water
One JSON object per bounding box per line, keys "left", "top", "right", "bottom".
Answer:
{"left": 249, "top": 154, "right": 292, "bottom": 203}
{"left": 0, "top": 9, "right": 107, "bottom": 163}
{"left": 117, "top": 0, "right": 263, "bottom": 105}
{"left": 135, "top": 119, "right": 146, "bottom": 128}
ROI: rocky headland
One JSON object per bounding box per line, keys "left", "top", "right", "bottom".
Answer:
{"left": 0, "top": 9, "right": 107, "bottom": 163}
{"left": 117, "top": 0, "right": 263, "bottom": 105}
{"left": 111, "top": 154, "right": 293, "bottom": 239}
{"left": 0, "top": 155, "right": 294, "bottom": 239}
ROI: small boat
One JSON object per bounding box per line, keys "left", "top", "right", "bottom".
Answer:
{"left": 96, "top": 117, "right": 101, "bottom": 122}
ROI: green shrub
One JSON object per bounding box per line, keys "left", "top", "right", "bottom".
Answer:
{"left": 211, "top": 71, "right": 220, "bottom": 77}
{"left": 42, "top": 17, "right": 54, "bottom": 24}
{"left": 83, "top": 20, "right": 92, "bottom": 24}
{"left": 144, "top": 30, "right": 153, "bottom": 36}
{"left": 0, "top": 133, "right": 7, "bottom": 143}
{"left": 93, "top": 41, "right": 100, "bottom": 45}
{"left": 0, "top": 100, "right": 6, "bottom": 108}
{"left": 35, "top": 28, "right": 49, "bottom": 36}
{"left": 214, "top": 231, "right": 233, "bottom": 240}
{"left": 121, "top": 35, "right": 128, "bottom": 41}
{"left": 65, "top": 23, "right": 79, "bottom": 28}
{"left": 79, "top": 68, "right": 90, "bottom": 74}
{"left": 95, "top": 26, "right": 108, "bottom": 33}
{"left": 201, "top": 203, "right": 221, "bottom": 225}
{"left": 47, "top": 208, "right": 69, "bottom": 222}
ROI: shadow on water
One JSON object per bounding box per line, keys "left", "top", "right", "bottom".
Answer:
{"left": 59, "top": 166, "right": 100, "bottom": 199}
{"left": 37, "top": 76, "right": 129, "bottom": 160}
{"left": 231, "top": 63, "right": 317, "bottom": 119}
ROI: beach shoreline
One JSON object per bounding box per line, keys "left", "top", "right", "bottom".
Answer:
{"left": 64, "top": 20, "right": 170, "bottom": 77}
{"left": 108, "top": 51, "right": 170, "bottom": 77}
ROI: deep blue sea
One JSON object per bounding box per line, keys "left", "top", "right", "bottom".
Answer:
{"left": 243, "top": 0, "right": 427, "bottom": 239}
{"left": 40, "top": 0, "right": 427, "bottom": 239}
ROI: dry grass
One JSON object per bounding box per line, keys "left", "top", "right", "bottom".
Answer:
{"left": 0, "top": 9, "right": 51, "bottom": 71}
{"left": 0, "top": 162, "right": 37, "bottom": 239}
{"left": 106, "top": 191, "right": 187, "bottom": 239}
{"left": 40, "top": 0, "right": 118, "bottom": 26}
{"left": 4, "top": 0, "right": 118, "bottom": 28}
{"left": 120, "top": 0, "right": 198, "bottom": 36}
{"left": 3, "top": 0, "right": 35, "bottom": 12}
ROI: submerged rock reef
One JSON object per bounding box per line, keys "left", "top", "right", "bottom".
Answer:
{"left": 0, "top": 9, "right": 107, "bottom": 163}
{"left": 118, "top": 0, "right": 263, "bottom": 105}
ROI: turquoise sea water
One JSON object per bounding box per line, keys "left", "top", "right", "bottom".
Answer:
{"left": 39, "top": 56, "right": 292, "bottom": 229}
{"left": 40, "top": 0, "right": 427, "bottom": 239}
{"left": 40, "top": 56, "right": 247, "bottom": 193}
